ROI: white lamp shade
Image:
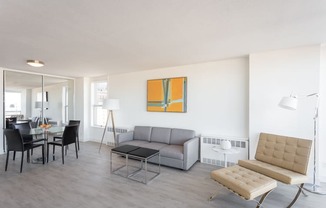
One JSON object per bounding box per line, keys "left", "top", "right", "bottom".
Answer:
{"left": 279, "top": 96, "right": 298, "bottom": 110}
{"left": 103, "top": 99, "right": 120, "bottom": 110}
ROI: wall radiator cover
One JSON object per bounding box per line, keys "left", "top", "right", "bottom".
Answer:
{"left": 106, "top": 127, "right": 131, "bottom": 146}
{"left": 107, "top": 127, "right": 130, "bottom": 133}
{"left": 200, "top": 135, "right": 249, "bottom": 167}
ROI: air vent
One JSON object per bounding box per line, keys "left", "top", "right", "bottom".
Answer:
{"left": 200, "top": 136, "right": 249, "bottom": 167}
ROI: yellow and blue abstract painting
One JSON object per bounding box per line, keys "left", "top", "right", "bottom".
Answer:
{"left": 147, "top": 77, "right": 187, "bottom": 112}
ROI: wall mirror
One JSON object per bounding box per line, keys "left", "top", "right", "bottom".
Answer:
{"left": 3, "top": 70, "right": 74, "bottom": 131}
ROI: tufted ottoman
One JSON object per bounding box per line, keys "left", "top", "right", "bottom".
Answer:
{"left": 210, "top": 165, "right": 277, "bottom": 207}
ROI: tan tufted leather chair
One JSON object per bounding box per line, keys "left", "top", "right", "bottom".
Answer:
{"left": 210, "top": 133, "right": 312, "bottom": 208}
{"left": 239, "top": 133, "right": 312, "bottom": 207}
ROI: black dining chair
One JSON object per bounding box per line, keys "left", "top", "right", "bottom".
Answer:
{"left": 54, "top": 120, "right": 80, "bottom": 155}
{"left": 4, "top": 129, "right": 45, "bottom": 173}
{"left": 12, "top": 122, "right": 33, "bottom": 142}
{"left": 47, "top": 125, "right": 78, "bottom": 164}
{"left": 68, "top": 120, "right": 80, "bottom": 150}
{"left": 4, "top": 117, "right": 17, "bottom": 153}
{"left": 12, "top": 122, "right": 44, "bottom": 159}
{"left": 5, "top": 117, "right": 17, "bottom": 129}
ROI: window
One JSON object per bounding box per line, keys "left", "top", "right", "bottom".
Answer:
{"left": 91, "top": 81, "right": 107, "bottom": 127}
{"left": 5, "top": 92, "right": 22, "bottom": 116}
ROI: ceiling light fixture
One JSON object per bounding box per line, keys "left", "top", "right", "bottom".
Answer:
{"left": 26, "top": 60, "right": 45, "bottom": 67}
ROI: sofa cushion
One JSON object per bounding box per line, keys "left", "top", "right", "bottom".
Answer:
{"left": 170, "top": 128, "right": 195, "bottom": 145}
{"left": 119, "top": 140, "right": 149, "bottom": 147}
{"left": 150, "top": 127, "right": 171, "bottom": 144}
{"left": 134, "top": 126, "right": 152, "bottom": 141}
{"left": 142, "top": 142, "right": 168, "bottom": 150}
{"left": 160, "top": 145, "right": 183, "bottom": 160}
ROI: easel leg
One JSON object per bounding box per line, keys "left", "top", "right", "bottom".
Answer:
{"left": 99, "top": 111, "right": 111, "bottom": 153}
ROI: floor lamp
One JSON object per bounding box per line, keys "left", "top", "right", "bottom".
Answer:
{"left": 279, "top": 93, "right": 326, "bottom": 195}
{"left": 35, "top": 101, "right": 49, "bottom": 126}
{"left": 99, "top": 99, "right": 120, "bottom": 153}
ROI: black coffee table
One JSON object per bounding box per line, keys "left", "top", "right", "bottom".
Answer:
{"left": 110, "top": 145, "right": 140, "bottom": 177}
{"left": 110, "top": 145, "right": 160, "bottom": 184}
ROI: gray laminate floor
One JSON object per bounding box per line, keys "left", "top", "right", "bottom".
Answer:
{"left": 0, "top": 141, "right": 325, "bottom": 208}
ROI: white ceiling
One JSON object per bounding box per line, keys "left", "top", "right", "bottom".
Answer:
{"left": 0, "top": 0, "right": 326, "bottom": 78}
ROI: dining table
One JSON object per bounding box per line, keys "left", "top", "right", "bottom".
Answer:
{"left": 20, "top": 126, "right": 65, "bottom": 163}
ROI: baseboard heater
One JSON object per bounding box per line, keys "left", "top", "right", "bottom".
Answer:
{"left": 200, "top": 135, "right": 249, "bottom": 167}
{"left": 106, "top": 127, "right": 132, "bottom": 146}
{"left": 107, "top": 127, "right": 130, "bottom": 134}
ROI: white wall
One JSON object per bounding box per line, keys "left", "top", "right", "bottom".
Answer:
{"left": 319, "top": 44, "right": 326, "bottom": 181}
{"left": 109, "top": 58, "right": 249, "bottom": 138}
{"left": 249, "top": 45, "right": 322, "bottom": 181}
{"left": 74, "top": 77, "right": 90, "bottom": 142}
{"left": 107, "top": 44, "right": 325, "bottom": 182}
{"left": 0, "top": 69, "right": 3, "bottom": 154}
{"left": 24, "top": 89, "right": 32, "bottom": 118}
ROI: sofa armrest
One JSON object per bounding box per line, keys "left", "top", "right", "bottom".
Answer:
{"left": 183, "top": 137, "right": 199, "bottom": 170}
{"left": 116, "top": 131, "right": 134, "bottom": 145}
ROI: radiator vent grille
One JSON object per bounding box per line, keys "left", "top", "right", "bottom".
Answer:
{"left": 200, "top": 136, "right": 249, "bottom": 167}
{"left": 106, "top": 127, "right": 131, "bottom": 147}
{"left": 107, "top": 127, "right": 130, "bottom": 133}
{"left": 202, "top": 137, "right": 247, "bottom": 148}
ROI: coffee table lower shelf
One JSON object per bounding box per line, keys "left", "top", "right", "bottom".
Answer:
{"left": 110, "top": 145, "right": 160, "bottom": 184}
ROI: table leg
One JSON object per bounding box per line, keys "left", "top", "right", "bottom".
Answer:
{"left": 145, "top": 158, "right": 148, "bottom": 184}
{"left": 158, "top": 153, "right": 161, "bottom": 173}
{"left": 126, "top": 155, "right": 129, "bottom": 177}
{"left": 110, "top": 151, "right": 112, "bottom": 173}
{"left": 32, "top": 134, "right": 47, "bottom": 164}
{"left": 224, "top": 153, "right": 228, "bottom": 168}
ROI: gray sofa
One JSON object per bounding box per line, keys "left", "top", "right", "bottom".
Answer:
{"left": 116, "top": 126, "right": 199, "bottom": 170}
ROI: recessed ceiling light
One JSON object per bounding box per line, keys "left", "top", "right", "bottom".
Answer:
{"left": 26, "top": 60, "right": 45, "bottom": 67}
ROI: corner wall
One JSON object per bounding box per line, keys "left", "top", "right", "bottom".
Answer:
{"left": 0, "top": 69, "right": 3, "bottom": 154}
{"left": 109, "top": 58, "right": 249, "bottom": 138}
{"left": 249, "top": 45, "right": 322, "bottom": 182}
{"left": 249, "top": 45, "right": 320, "bottom": 155}
{"left": 75, "top": 77, "right": 90, "bottom": 141}
{"left": 319, "top": 44, "right": 326, "bottom": 181}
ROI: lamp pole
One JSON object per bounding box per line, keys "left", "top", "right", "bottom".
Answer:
{"left": 302, "top": 93, "right": 326, "bottom": 194}
{"left": 98, "top": 99, "right": 119, "bottom": 153}
{"left": 280, "top": 93, "right": 325, "bottom": 194}
{"left": 99, "top": 110, "right": 111, "bottom": 153}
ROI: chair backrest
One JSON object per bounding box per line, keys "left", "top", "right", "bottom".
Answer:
{"left": 68, "top": 120, "right": 80, "bottom": 126}
{"left": 13, "top": 122, "right": 32, "bottom": 131}
{"left": 68, "top": 120, "right": 80, "bottom": 132}
{"left": 12, "top": 122, "right": 33, "bottom": 142}
{"left": 4, "top": 129, "right": 24, "bottom": 151}
{"left": 62, "top": 125, "right": 78, "bottom": 145}
{"left": 255, "top": 132, "right": 312, "bottom": 175}
{"left": 6, "top": 117, "right": 17, "bottom": 129}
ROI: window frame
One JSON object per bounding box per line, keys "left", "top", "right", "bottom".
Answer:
{"left": 91, "top": 80, "right": 108, "bottom": 127}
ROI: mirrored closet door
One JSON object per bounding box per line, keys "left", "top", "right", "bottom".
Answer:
{"left": 3, "top": 70, "right": 74, "bottom": 152}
